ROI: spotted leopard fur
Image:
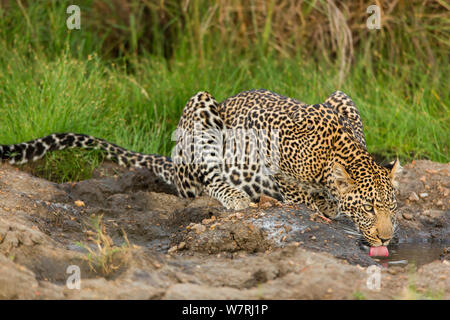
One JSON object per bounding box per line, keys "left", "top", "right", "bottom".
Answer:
{"left": 0, "top": 89, "right": 401, "bottom": 246}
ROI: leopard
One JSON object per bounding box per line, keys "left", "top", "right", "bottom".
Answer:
{"left": 0, "top": 89, "right": 401, "bottom": 247}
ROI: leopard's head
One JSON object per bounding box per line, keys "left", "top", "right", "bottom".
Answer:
{"left": 332, "top": 159, "right": 401, "bottom": 247}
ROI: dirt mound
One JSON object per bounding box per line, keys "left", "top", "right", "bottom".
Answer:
{"left": 0, "top": 160, "right": 448, "bottom": 299}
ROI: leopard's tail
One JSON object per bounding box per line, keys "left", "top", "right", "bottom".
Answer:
{"left": 0, "top": 133, "right": 175, "bottom": 185}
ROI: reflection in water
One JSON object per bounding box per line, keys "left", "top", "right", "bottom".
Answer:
{"left": 373, "top": 241, "right": 447, "bottom": 268}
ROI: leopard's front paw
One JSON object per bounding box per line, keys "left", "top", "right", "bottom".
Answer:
{"left": 312, "top": 198, "right": 340, "bottom": 219}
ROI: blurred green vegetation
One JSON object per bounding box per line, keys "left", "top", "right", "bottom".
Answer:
{"left": 0, "top": 0, "right": 448, "bottom": 181}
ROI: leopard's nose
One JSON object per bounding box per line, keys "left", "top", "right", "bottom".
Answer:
{"left": 379, "top": 237, "right": 391, "bottom": 245}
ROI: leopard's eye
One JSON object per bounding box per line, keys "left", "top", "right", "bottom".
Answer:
{"left": 362, "top": 204, "right": 374, "bottom": 213}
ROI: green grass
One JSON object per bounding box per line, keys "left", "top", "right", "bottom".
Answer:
{"left": 17, "top": 149, "right": 105, "bottom": 183}
{"left": 0, "top": 1, "right": 448, "bottom": 182}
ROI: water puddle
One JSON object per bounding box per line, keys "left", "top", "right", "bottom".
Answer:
{"left": 372, "top": 240, "right": 448, "bottom": 268}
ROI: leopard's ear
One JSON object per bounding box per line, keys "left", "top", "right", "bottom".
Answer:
{"left": 388, "top": 159, "right": 402, "bottom": 189}
{"left": 333, "top": 163, "right": 354, "bottom": 195}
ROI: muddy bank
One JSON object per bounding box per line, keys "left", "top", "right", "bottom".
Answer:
{"left": 0, "top": 160, "right": 448, "bottom": 299}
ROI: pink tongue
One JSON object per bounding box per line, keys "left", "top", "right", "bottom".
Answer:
{"left": 369, "top": 246, "right": 389, "bottom": 257}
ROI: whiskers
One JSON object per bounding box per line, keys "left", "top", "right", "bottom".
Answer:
{"left": 341, "top": 226, "right": 363, "bottom": 238}
{"left": 393, "top": 220, "right": 400, "bottom": 237}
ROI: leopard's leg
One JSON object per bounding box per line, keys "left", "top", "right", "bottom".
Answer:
{"left": 173, "top": 91, "right": 252, "bottom": 210}
{"left": 309, "top": 190, "right": 340, "bottom": 219}
{"left": 275, "top": 176, "right": 339, "bottom": 219}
